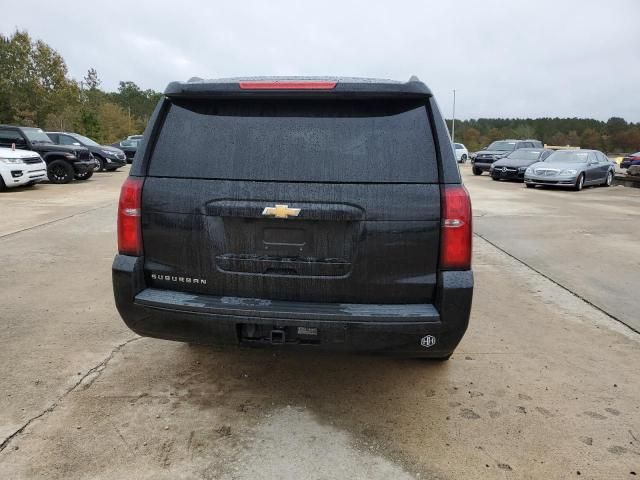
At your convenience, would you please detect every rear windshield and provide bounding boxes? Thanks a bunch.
[148,99,438,182]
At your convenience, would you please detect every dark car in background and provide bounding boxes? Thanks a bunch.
[112,76,473,359]
[47,132,127,172]
[490,148,553,181]
[0,125,95,183]
[111,138,140,163]
[472,139,542,175]
[620,152,640,169]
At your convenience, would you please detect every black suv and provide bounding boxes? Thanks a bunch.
[472,139,543,175]
[0,125,96,183]
[112,77,473,359]
[47,132,127,171]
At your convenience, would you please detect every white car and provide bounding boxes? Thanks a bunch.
[454,143,469,163]
[0,146,48,191]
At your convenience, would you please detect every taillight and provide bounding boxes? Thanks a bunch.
[117,177,143,256]
[440,185,472,270]
[239,81,337,90]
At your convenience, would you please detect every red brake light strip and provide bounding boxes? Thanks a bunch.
[239,81,337,90]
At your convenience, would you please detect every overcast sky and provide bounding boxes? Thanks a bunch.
[2,0,639,121]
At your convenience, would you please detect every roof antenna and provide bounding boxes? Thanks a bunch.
[409,75,420,82]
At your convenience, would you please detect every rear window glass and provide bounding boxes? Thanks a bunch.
[148,99,438,182]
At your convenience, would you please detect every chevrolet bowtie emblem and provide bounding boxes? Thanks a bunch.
[262,204,301,219]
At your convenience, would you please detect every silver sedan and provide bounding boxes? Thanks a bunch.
[524,150,615,191]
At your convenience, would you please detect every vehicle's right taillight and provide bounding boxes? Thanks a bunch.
[117,177,144,256]
[440,185,472,270]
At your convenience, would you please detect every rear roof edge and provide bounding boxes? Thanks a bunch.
[164,76,432,99]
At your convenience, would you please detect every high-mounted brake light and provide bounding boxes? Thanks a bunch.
[239,81,337,90]
[117,177,144,256]
[440,185,472,270]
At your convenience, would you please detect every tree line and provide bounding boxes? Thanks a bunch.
[1,30,639,152]
[0,30,161,144]
[448,116,640,154]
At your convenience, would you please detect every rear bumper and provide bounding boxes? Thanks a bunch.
[112,255,473,357]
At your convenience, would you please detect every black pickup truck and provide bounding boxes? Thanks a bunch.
[0,125,96,183]
[113,76,473,359]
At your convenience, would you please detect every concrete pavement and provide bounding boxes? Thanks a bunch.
[465,164,640,332]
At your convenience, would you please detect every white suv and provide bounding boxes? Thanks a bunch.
[454,143,469,163]
[0,146,48,190]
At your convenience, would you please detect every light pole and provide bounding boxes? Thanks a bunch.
[451,89,456,143]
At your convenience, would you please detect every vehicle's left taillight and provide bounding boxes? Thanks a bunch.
[117,177,143,256]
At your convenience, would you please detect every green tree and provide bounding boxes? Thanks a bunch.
[566,130,580,147]
[108,81,162,129]
[548,132,568,146]
[513,124,536,139]
[0,30,80,126]
[96,102,131,143]
[580,128,602,149]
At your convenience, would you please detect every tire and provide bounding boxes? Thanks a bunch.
[461,154,467,163]
[94,155,105,172]
[47,160,74,184]
[526,183,535,188]
[75,169,94,181]
[604,170,613,187]
[573,173,585,191]
[0,176,6,191]
[491,175,499,181]
[472,167,482,176]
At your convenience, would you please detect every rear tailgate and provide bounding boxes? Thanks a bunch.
[141,96,441,304]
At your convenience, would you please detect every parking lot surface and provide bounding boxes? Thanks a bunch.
[1,168,639,479]
[468,165,640,333]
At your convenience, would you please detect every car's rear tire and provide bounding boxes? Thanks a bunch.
[75,170,94,181]
[573,173,585,191]
[460,154,467,164]
[472,167,482,175]
[47,160,74,184]
[526,183,535,188]
[604,170,613,187]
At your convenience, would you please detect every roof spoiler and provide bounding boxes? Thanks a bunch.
[164,77,432,99]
